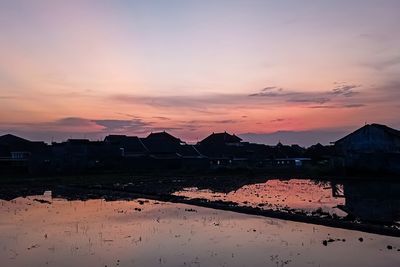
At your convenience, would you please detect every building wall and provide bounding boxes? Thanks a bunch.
[337,126,400,154]
[335,126,400,175]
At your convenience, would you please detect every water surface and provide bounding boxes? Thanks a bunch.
[174,179,346,216]
[0,193,399,267]
[173,178,400,226]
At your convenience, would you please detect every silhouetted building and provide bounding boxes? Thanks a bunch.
[143,131,184,157]
[0,134,46,159]
[178,144,209,170]
[0,144,11,158]
[334,124,400,174]
[197,132,243,168]
[51,139,119,173]
[9,124,398,176]
[199,132,242,146]
[305,143,335,161]
[275,142,306,158]
[198,132,276,169]
[104,135,148,157]
[0,134,50,174]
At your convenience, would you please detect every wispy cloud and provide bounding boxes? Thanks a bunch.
[309,103,366,109]
[109,93,247,108]
[343,104,365,108]
[2,117,157,134]
[54,117,95,127]
[331,84,360,97]
[108,83,367,113]
[287,97,330,104]
[270,118,285,122]
[249,83,362,105]
[0,95,19,100]
[248,86,292,97]
[92,119,151,132]
[152,116,171,120]
[177,119,241,131]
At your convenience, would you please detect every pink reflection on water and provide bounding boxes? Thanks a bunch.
[0,194,399,267]
[174,179,346,216]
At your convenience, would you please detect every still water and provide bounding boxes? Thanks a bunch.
[174,179,346,216]
[0,193,399,267]
[173,179,400,224]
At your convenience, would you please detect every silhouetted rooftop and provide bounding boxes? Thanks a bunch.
[199,132,242,145]
[104,135,148,154]
[0,134,47,151]
[0,134,31,146]
[146,131,183,144]
[335,123,400,144]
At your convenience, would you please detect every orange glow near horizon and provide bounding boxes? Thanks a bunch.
[1,1,399,144]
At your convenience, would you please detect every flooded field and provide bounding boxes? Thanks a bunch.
[174,179,347,216]
[0,193,399,267]
[173,179,400,225]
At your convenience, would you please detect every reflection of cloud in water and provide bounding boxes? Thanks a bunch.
[0,196,399,267]
[174,179,347,216]
[175,179,400,226]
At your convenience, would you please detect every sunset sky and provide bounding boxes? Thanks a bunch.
[1,0,400,145]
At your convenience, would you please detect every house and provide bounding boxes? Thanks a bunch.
[197,132,241,167]
[199,132,242,147]
[272,157,312,168]
[274,142,306,158]
[239,142,276,168]
[52,139,116,173]
[104,135,148,157]
[197,132,276,169]
[146,131,183,143]
[305,143,335,161]
[141,131,211,170]
[103,134,151,170]
[140,131,185,169]
[0,134,41,160]
[51,139,91,172]
[0,144,11,158]
[0,134,50,173]
[142,131,183,157]
[177,144,209,170]
[197,132,242,157]
[334,124,400,174]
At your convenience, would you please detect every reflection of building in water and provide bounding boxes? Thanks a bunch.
[335,181,400,223]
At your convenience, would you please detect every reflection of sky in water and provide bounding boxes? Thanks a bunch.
[174,179,346,216]
[0,195,399,267]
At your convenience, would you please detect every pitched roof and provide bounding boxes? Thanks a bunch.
[199,132,242,145]
[146,131,183,143]
[104,135,148,153]
[122,136,148,153]
[335,123,400,144]
[0,134,31,146]
[104,135,129,143]
[0,134,47,152]
[371,123,400,138]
